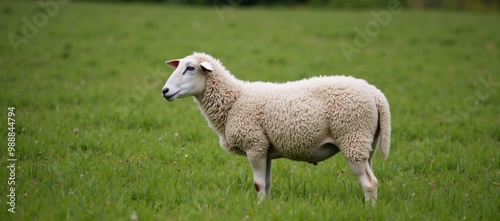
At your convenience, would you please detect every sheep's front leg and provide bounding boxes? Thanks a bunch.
[247,152,270,201]
[265,158,272,196]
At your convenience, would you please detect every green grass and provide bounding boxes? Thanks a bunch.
[1,1,499,220]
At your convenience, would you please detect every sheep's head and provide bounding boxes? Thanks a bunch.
[162,56,213,102]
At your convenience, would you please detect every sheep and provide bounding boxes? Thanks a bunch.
[161,52,391,206]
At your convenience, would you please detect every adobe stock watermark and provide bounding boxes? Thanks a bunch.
[6,107,17,214]
[213,0,242,21]
[446,73,499,123]
[7,0,70,54]
[112,65,166,120]
[339,0,403,63]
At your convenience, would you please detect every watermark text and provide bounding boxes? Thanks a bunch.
[6,107,16,214]
[7,0,70,53]
[213,0,242,21]
[340,0,403,62]
[447,74,499,122]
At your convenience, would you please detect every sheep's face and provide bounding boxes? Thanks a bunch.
[162,56,213,102]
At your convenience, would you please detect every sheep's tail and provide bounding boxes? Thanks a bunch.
[374,90,391,160]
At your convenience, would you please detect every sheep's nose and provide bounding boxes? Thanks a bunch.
[162,88,169,95]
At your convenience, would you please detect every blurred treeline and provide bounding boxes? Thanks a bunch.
[75,0,500,10]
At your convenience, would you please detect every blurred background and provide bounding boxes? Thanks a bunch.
[73,0,499,11]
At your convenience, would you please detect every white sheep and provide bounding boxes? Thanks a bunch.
[161,52,391,205]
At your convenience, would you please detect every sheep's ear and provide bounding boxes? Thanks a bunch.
[165,59,180,68]
[200,61,213,73]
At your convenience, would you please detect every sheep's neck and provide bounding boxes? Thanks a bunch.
[195,74,243,135]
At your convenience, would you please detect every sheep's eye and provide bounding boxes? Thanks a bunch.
[182,66,195,75]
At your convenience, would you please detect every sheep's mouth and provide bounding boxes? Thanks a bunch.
[163,91,179,101]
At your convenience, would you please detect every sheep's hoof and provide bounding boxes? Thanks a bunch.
[256,192,266,204]
[365,197,377,207]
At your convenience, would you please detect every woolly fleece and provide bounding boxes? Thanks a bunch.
[189,52,391,164]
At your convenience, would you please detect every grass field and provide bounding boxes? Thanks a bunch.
[1,1,499,220]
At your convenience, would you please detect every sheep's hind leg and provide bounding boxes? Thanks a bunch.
[247,152,270,202]
[349,160,378,206]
